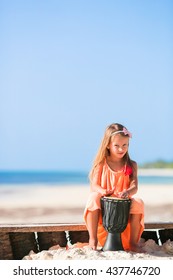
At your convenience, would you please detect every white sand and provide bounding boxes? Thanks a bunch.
[23,239,173,260]
[0,183,173,223]
[1,182,173,208]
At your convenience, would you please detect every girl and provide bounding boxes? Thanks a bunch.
[84,123,144,252]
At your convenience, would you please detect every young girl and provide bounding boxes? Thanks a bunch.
[84,123,144,252]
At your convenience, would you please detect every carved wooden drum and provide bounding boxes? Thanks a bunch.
[101,196,131,251]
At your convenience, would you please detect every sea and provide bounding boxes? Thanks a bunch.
[0,170,173,186]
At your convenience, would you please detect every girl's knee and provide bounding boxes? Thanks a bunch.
[88,192,102,203]
[85,192,102,211]
[130,197,144,213]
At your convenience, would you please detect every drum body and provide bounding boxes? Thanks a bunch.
[101,196,131,251]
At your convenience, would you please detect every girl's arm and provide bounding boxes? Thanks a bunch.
[119,161,138,198]
[90,164,115,196]
[127,160,138,196]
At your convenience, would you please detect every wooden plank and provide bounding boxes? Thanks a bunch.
[0,222,173,233]
[0,223,87,233]
[144,222,173,229]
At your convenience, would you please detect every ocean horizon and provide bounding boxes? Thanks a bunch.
[0,170,173,185]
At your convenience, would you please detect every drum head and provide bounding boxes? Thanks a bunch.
[102,196,130,202]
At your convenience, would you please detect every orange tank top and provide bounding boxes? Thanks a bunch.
[97,160,132,194]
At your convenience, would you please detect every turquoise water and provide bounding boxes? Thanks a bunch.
[0,171,173,185]
[0,171,89,185]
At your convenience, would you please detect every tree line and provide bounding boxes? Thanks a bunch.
[139,160,173,168]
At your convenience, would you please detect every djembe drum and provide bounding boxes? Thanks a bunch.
[101,196,131,251]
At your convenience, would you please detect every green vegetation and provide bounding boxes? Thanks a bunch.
[139,160,173,169]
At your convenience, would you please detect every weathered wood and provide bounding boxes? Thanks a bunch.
[159,229,173,244]
[0,233,13,260]
[37,232,67,250]
[144,222,173,230]
[0,222,173,233]
[141,230,159,244]
[0,223,87,233]
[10,232,39,260]
[69,230,89,244]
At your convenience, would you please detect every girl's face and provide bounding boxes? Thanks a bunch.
[107,134,129,159]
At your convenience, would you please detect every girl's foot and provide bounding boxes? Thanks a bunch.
[89,238,98,250]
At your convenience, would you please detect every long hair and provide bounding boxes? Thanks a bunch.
[89,123,132,181]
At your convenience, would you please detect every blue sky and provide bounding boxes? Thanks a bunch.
[0,0,173,171]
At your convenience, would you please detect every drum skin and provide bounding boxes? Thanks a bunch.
[101,197,131,233]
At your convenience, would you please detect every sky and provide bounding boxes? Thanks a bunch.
[0,0,173,172]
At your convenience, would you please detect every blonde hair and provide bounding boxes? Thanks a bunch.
[89,123,132,181]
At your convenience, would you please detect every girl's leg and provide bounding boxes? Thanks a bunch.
[129,213,144,252]
[86,209,100,250]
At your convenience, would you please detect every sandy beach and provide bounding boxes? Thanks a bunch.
[0,183,173,224]
[0,183,173,259]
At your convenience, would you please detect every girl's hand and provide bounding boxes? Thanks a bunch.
[101,188,115,196]
[117,190,129,199]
